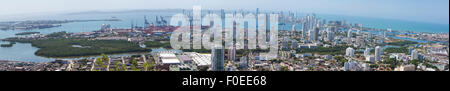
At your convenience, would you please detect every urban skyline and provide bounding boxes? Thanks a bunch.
[0,0,448,25]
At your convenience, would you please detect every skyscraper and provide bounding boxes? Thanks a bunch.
[409,48,414,55]
[385,28,391,38]
[256,8,259,31]
[327,29,334,42]
[364,48,371,57]
[367,32,373,39]
[144,15,149,28]
[302,14,318,41]
[302,22,308,39]
[346,47,355,57]
[256,8,259,14]
[292,40,299,49]
[356,29,361,35]
[310,27,319,42]
[291,25,296,37]
[344,60,358,71]
[375,46,381,62]
[228,45,236,61]
[221,9,225,28]
[212,47,225,71]
[411,49,419,60]
[347,29,353,37]
[356,36,363,47]
[282,37,290,50]
[347,29,353,44]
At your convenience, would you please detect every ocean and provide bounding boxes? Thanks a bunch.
[317,14,449,33]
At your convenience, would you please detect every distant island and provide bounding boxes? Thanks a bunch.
[0,18,121,30]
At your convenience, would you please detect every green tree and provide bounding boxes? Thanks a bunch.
[410,59,421,66]
[131,59,140,71]
[384,47,408,54]
[95,58,103,70]
[370,64,379,68]
[142,61,149,71]
[384,58,400,69]
[334,56,348,65]
[114,61,121,71]
[280,66,289,71]
[101,53,109,69]
[122,64,127,71]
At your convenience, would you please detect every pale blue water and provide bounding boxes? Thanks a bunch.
[317,14,449,33]
[0,10,448,62]
[278,14,449,33]
[0,41,52,62]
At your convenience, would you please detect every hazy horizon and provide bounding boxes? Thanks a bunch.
[0,0,448,25]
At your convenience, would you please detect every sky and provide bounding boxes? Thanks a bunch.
[0,0,448,24]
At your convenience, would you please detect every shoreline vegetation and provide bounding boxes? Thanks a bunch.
[384,47,408,54]
[144,41,171,49]
[3,38,152,58]
[383,40,419,46]
[15,32,40,35]
[0,41,16,47]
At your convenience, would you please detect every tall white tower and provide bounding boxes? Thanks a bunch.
[346,47,355,57]
[375,46,381,62]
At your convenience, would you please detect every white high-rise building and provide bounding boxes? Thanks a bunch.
[327,29,334,42]
[346,47,355,57]
[356,36,365,47]
[302,22,308,39]
[309,29,314,42]
[292,25,296,32]
[367,33,373,39]
[282,37,289,49]
[309,27,319,43]
[356,29,361,35]
[366,55,375,62]
[347,29,353,37]
[344,60,358,71]
[364,48,371,57]
[375,46,381,62]
[411,50,419,60]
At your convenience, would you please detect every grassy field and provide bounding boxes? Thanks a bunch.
[144,41,171,48]
[383,47,408,54]
[384,40,418,46]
